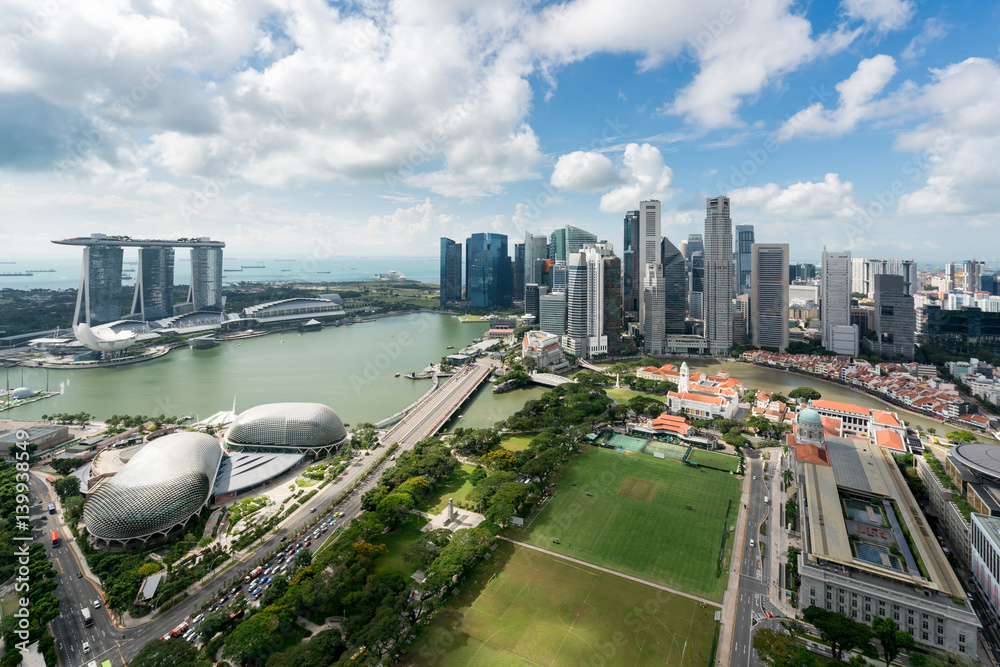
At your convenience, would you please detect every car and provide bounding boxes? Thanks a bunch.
[279,536,287,542]
[82,642,91,654]
[310,507,317,513]
[93,599,101,608]
[303,540,311,548]
[752,475,756,480]
[77,571,83,578]
[192,614,204,625]
[749,539,755,548]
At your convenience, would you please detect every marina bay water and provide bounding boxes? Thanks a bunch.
[4,314,959,436]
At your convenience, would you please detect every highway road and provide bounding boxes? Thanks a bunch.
[382,361,494,446]
[730,455,770,667]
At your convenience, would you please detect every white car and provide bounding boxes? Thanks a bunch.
[82,642,91,654]
[93,599,101,608]
[749,539,755,548]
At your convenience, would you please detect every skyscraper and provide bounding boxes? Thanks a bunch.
[638,200,661,340]
[188,246,223,312]
[821,249,858,355]
[603,254,625,354]
[704,196,734,354]
[564,251,589,356]
[622,210,640,318]
[685,234,703,272]
[871,274,916,360]
[540,292,567,336]
[552,225,598,262]
[524,283,547,322]
[661,237,686,334]
[465,233,512,308]
[963,260,985,293]
[851,258,918,296]
[132,246,174,320]
[642,262,665,355]
[439,238,462,308]
[524,232,548,286]
[551,260,567,293]
[751,243,789,352]
[735,224,754,296]
[74,244,124,327]
[513,242,524,302]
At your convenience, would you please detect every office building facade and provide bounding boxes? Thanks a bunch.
[466,233,512,309]
[643,262,665,355]
[603,254,625,355]
[852,258,918,297]
[622,210,640,318]
[132,246,175,321]
[704,197,734,354]
[735,224,754,296]
[513,242,524,302]
[638,200,661,340]
[870,274,916,360]
[822,249,858,355]
[440,238,463,308]
[972,513,1000,635]
[751,243,789,352]
[524,283,547,323]
[661,237,686,334]
[552,225,598,262]
[539,292,567,336]
[524,232,548,286]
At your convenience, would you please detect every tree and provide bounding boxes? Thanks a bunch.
[788,386,822,401]
[871,616,915,667]
[265,628,343,667]
[945,430,977,444]
[802,606,873,661]
[132,638,210,667]
[53,476,83,502]
[752,628,797,666]
[375,492,414,526]
[480,449,518,470]
[468,466,488,486]
[221,611,280,665]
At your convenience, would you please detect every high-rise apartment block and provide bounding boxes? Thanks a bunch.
[851,258,918,297]
[821,249,858,355]
[751,243,789,352]
[735,224,754,296]
[440,237,462,308]
[704,197,734,354]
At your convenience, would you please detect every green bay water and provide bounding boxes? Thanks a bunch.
[6,314,496,425]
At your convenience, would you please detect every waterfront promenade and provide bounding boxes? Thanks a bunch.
[381,361,495,447]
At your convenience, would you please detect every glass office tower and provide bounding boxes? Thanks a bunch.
[440,237,462,307]
[74,245,124,327]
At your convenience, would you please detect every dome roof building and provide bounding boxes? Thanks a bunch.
[83,432,222,546]
[225,402,348,457]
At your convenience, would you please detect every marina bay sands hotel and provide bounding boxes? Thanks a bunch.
[53,234,225,327]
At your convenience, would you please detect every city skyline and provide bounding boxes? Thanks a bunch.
[2,1,999,263]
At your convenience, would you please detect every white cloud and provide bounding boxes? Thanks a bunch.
[901,17,950,61]
[777,54,897,141]
[729,173,863,218]
[841,0,914,32]
[895,58,1000,216]
[667,0,858,128]
[597,143,676,213]
[550,151,622,192]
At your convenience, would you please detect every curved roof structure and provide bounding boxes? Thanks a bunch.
[11,387,36,399]
[74,323,137,352]
[84,432,222,542]
[798,408,822,425]
[951,443,1000,483]
[225,402,347,453]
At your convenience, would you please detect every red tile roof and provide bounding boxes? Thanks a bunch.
[875,430,906,451]
[812,399,869,416]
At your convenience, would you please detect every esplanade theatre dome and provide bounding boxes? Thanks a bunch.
[225,402,348,456]
[84,431,222,545]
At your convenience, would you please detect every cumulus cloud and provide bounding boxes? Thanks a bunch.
[667,0,858,128]
[599,144,676,212]
[841,0,914,32]
[901,17,950,61]
[729,173,863,218]
[550,151,622,192]
[777,55,897,141]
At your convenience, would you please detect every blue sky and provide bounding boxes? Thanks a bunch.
[2,0,999,266]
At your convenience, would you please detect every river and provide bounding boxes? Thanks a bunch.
[4,313,497,425]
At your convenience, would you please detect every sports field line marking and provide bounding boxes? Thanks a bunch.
[464,626,548,667]
[499,537,721,608]
[589,502,619,552]
[552,570,600,667]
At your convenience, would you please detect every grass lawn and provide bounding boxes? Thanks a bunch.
[606,387,653,404]
[510,447,740,601]
[373,514,430,579]
[420,463,477,513]
[407,542,719,667]
[501,435,533,452]
[687,449,741,473]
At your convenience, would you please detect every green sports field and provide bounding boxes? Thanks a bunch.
[406,542,719,666]
[644,440,689,460]
[513,447,740,601]
[687,449,741,473]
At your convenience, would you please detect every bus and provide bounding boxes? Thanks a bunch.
[47,502,56,514]
[81,607,94,627]
[50,531,59,547]
[45,476,55,483]
[243,566,263,583]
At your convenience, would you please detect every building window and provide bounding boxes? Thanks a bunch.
[839,595,845,604]
[937,626,943,635]
[827,591,832,600]
[922,632,928,641]
[893,612,899,621]
[960,634,966,643]
[937,637,944,646]
[922,621,928,629]
[865,603,871,612]
[811,588,816,597]
[865,613,871,622]
[960,646,966,653]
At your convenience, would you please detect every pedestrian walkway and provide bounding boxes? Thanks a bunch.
[766,447,800,620]
[498,536,719,607]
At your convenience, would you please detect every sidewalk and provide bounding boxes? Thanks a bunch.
[716,466,751,666]
[766,448,798,620]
